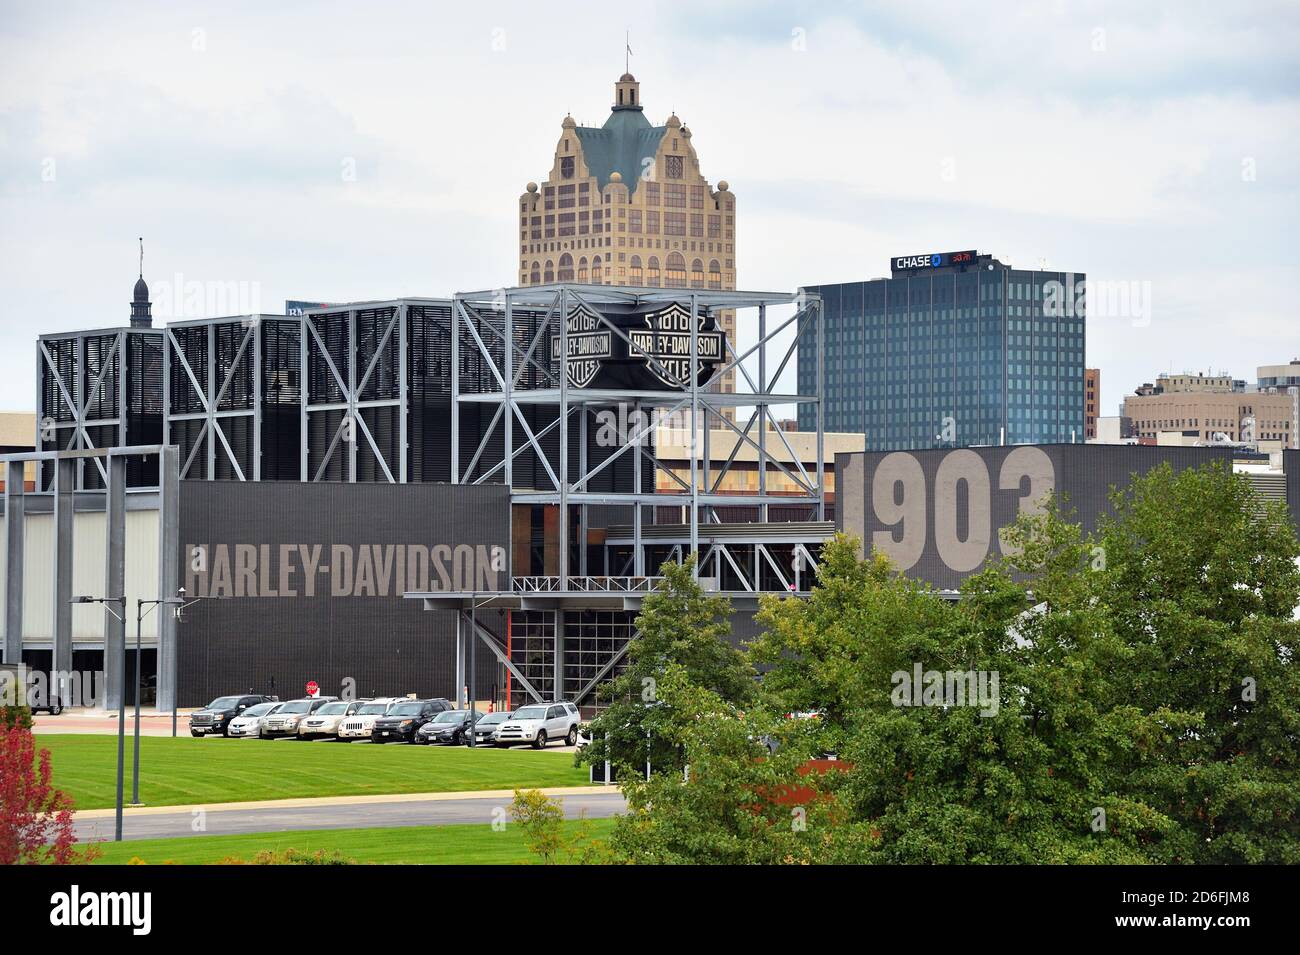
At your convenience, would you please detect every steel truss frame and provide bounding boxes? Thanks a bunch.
[163,317,262,480]
[301,303,407,484]
[449,283,826,581]
[36,328,162,490]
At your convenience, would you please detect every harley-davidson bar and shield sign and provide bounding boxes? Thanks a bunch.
[551,301,723,390]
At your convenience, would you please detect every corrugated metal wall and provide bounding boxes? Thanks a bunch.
[0,509,161,644]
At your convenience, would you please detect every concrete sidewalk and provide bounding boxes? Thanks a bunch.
[73,784,620,819]
[74,787,627,842]
[34,709,194,736]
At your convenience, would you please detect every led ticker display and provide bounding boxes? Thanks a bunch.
[891,250,978,272]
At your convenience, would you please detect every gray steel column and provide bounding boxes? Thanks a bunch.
[35,345,44,492]
[3,461,25,664]
[161,331,171,461]
[450,303,459,484]
[632,399,643,577]
[689,293,699,574]
[253,320,262,481]
[558,289,569,584]
[206,323,216,479]
[117,332,128,449]
[76,336,86,489]
[758,303,768,523]
[299,316,309,481]
[347,309,357,482]
[816,299,826,520]
[398,303,408,483]
[156,445,180,712]
[52,458,75,695]
[102,454,126,711]
[504,295,513,490]
[578,408,587,576]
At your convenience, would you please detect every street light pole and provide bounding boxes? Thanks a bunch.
[132,600,143,805]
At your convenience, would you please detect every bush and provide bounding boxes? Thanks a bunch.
[0,723,98,864]
[218,847,355,865]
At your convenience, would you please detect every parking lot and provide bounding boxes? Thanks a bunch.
[32,709,580,753]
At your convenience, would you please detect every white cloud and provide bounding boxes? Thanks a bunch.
[0,0,1297,416]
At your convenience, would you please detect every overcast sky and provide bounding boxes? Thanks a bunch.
[2,0,1297,415]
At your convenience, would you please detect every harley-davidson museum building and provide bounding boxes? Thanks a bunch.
[5,283,832,711]
[7,281,1291,713]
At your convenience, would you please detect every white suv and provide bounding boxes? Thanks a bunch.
[337,698,402,741]
[299,700,364,740]
[494,701,581,749]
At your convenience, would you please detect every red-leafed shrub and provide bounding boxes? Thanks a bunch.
[0,724,98,864]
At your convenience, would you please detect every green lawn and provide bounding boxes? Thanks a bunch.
[90,819,617,865]
[39,734,589,811]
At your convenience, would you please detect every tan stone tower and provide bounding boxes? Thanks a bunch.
[518,73,738,397]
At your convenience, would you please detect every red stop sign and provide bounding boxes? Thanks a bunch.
[306,681,320,697]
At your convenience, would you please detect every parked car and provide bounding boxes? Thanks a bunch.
[415,709,482,745]
[0,664,64,714]
[227,701,283,738]
[260,696,339,739]
[190,694,278,737]
[371,698,451,743]
[337,697,403,741]
[465,710,513,746]
[494,701,581,749]
[298,700,365,740]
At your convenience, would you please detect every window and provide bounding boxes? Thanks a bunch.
[558,253,574,281]
[666,155,683,178]
[690,186,705,209]
[708,259,722,289]
[648,256,661,287]
[630,256,643,284]
[664,184,686,208]
[664,212,686,236]
[691,259,704,287]
[591,256,602,283]
[577,257,588,282]
[629,209,642,233]
[665,253,686,286]
[645,181,660,205]
[544,260,554,283]
[560,156,574,178]
[690,214,704,237]
[529,261,541,284]
[708,215,721,238]
[646,210,659,234]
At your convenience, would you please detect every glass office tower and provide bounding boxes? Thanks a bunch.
[798,253,1085,449]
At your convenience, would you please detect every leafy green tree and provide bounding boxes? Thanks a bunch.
[1079,461,1300,863]
[602,665,851,865]
[753,534,1161,863]
[579,555,757,778]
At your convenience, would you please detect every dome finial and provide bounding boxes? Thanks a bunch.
[131,237,152,328]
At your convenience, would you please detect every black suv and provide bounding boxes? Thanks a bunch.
[190,694,277,737]
[371,698,452,743]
